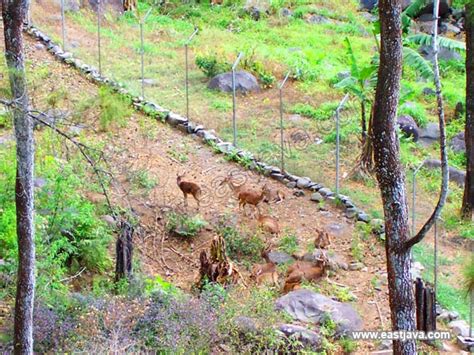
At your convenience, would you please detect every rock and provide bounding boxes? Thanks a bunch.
[208,71,260,94]
[310,192,323,203]
[0,135,13,145]
[418,122,440,146]
[337,71,351,81]
[296,177,311,189]
[304,250,348,271]
[449,320,470,337]
[234,316,258,334]
[216,142,235,154]
[34,177,47,189]
[307,15,330,25]
[448,311,460,320]
[318,188,334,197]
[422,159,466,186]
[360,12,377,22]
[457,335,474,352]
[289,114,302,122]
[360,0,378,11]
[286,181,297,189]
[243,0,270,20]
[167,112,188,126]
[267,251,294,265]
[419,45,462,62]
[345,207,358,219]
[422,87,436,96]
[140,78,158,87]
[63,0,80,12]
[101,215,116,226]
[397,115,419,141]
[293,190,305,197]
[418,1,451,18]
[280,8,293,17]
[275,289,363,336]
[454,101,464,120]
[278,324,321,349]
[379,339,393,350]
[34,43,45,50]
[357,212,370,223]
[349,262,365,271]
[442,22,462,36]
[450,131,466,153]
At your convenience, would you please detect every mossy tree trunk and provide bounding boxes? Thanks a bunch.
[2,0,36,353]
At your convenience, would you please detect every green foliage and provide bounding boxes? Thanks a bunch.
[403,46,434,80]
[398,102,428,127]
[217,225,264,263]
[278,233,298,255]
[97,86,132,131]
[129,169,157,191]
[290,101,338,121]
[406,33,466,53]
[196,53,230,78]
[166,212,207,238]
[462,257,474,294]
[46,87,68,108]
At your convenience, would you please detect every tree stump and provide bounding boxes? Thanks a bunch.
[197,235,239,288]
[115,219,134,282]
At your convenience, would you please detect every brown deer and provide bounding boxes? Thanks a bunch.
[314,229,331,249]
[251,262,279,286]
[263,186,285,204]
[283,253,329,293]
[220,175,269,216]
[257,212,280,236]
[177,173,201,207]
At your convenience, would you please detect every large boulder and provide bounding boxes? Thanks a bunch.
[244,0,270,20]
[278,324,321,349]
[419,45,462,62]
[359,0,377,11]
[422,159,466,186]
[450,131,466,153]
[208,71,260,94]
[418,122,440,146]
[418,0,451,18]
[275,289,362,337]
[397,115,420,141]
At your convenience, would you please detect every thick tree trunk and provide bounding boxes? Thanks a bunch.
[2,1,36,354]
[371,1,417,354]
[462,2,474,221]
[361,100,367,143]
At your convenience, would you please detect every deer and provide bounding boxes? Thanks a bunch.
[257,211,280,236]
[263,186,285,204]
[314,229,331,249]
[251,246,279,286]
[176,173,201,208]
[220,174,269,216]
[283,252,329,293]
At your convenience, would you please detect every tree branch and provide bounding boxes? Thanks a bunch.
[404,0,449,251]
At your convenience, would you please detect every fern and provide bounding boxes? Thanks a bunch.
[406,34,466,52]
[403,46,434,79]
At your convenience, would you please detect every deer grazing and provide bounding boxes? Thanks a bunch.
[314,229,331,249]
[176,173,201,208]
[283,253,329,293]
[220,174,269,216]
[263,187,285,204]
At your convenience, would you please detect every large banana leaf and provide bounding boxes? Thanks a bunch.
[406,33,466,52]
[403,46,434,79]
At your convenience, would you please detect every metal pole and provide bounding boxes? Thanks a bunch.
[185,28,198,119]
[279,71,291,172]
[60,0,66,50]
[232,52,243,147]
[139,9,153,99]
[97,0,102,75]
[140,22,145,98]
[335,93,349,196]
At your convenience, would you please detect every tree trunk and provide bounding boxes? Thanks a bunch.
[361,100,367,143]
[462,2,474,221]
[2,1,36,354]
[371,1,417,354]
[115,219,133,282]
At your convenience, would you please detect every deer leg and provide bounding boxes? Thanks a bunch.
[183,192,188,207]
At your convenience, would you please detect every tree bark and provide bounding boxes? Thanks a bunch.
[2,0,36,354]
[371,1,417,353]
[361,100,367,142]
[462,2,474,221]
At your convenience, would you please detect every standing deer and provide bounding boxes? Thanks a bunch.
[177,173,201,208]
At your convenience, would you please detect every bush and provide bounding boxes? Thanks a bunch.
[166,212,207,238]
[135,293,218,353]
[218,225,264,263]
[398,102,428,127]
[97,86,132,131]
[290,101,338,121]
[278,233,298,255]
[195,53,230,78]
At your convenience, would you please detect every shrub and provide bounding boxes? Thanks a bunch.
[166,212,207,238]
[195,53,230,78]
[398,102,428,127]
[218,225,264,263]
[97,86,132,131]
[135,293,218,353]
[278,233,298,255]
